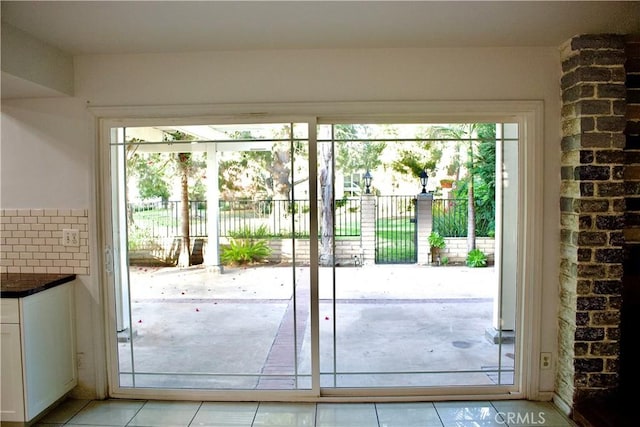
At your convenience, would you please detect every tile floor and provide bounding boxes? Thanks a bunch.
[34,398,578,427]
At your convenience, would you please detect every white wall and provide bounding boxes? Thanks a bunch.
[0,97,103,398]
[1,24,74,96]
[2,46,562,397]
[1,98,90,207]
[76,47,558,105]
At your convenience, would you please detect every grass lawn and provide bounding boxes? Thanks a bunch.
[375,217,416,263]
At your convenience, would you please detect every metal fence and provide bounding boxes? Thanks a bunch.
[129,198,361,241]
[375,195,417,264]
[128,201,207,238]
[432,198,468,237]
[218,198,361,237]
[128,197,478,245]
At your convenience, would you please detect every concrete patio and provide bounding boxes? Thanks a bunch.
[118,264,514,390]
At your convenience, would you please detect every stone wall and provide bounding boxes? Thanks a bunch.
[558,34,627,406]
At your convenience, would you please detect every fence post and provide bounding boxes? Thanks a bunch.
[360,194,376,265]
[416,193,434,265]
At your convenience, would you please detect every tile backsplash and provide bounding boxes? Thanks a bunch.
[1,209,89,275]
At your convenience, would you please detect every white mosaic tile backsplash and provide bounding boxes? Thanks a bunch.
[0,209,89,275]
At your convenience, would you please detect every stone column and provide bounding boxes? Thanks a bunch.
[360,194,376,265]
[416,193,433,265]
[558,34,626,406]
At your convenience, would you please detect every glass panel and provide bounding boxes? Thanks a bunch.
[319,123,517,388]
[108,119,519,394]
[110,123,311,390]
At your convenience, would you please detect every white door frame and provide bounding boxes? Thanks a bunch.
[92,100,544,402]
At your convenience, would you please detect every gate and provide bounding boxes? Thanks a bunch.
[375,195,417,264]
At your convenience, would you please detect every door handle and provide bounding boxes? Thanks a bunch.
[104,245,113,274]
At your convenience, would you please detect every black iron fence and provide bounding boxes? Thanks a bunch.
[432,198,468,237]
[375,195,417,264]
[128,197,485,250]
[128,201,207,238]
[218,198,361,237]
[129,198,361,242]
[431,198,494,238]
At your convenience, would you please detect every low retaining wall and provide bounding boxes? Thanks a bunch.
[129,237,204,266]
[260,236,494,265]
[263,238,363,266]
[440,237,495,264]
[129,236,495,266]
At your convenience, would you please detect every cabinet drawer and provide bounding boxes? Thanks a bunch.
[0,299,20,323]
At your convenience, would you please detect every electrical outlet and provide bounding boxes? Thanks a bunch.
[77,352,85,369]
[540,352,552,370]
[62,229,80,247]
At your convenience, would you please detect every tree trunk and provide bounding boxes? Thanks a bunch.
[319,143,334,266]
[269,144,292,234]
[178,153,191,267]
[467,141,476,252]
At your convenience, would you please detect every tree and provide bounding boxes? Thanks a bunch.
[319,140,334,266]
[130,152,171,203]
[318,125,382,266]
[336,126,386,182]
[124,138,145,227]
[426,124,479,252]
[164,131,203,267]
[218,125,305,238]
[391,148,441,179]
[471,124,497,237]
[390,127,443,182]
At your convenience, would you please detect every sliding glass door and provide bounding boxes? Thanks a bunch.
[107,122,312,391]
[100,111,528,399]
[316,123,518,391]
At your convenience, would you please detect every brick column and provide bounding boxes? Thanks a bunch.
[625,38,640,246]
[558,34,626,406]
[360,194,376,265]
[416,193,433,265]
[621,36,640,393]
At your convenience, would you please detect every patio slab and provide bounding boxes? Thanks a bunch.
[120,264,513,390]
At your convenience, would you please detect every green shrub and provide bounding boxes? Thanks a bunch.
[432,200,467,237]
[441,256,450,266]
[229,225,270,239]
[128,226,160,251]
[466,249,487,267]
[221,238,272,265]
[428,231,446,249]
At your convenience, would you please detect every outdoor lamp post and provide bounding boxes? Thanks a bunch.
[419,170,428,194]
[364,170,372,194]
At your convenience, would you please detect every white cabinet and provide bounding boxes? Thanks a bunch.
[0,281,77,423]
[1,322,25,421]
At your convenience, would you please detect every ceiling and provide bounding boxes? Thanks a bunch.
[2,1,639,99]
[2,1,640,55]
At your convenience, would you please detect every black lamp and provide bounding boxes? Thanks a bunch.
[364,170,372,194]
[419,170,428,194]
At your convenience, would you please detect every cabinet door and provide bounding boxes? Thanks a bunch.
[1,324,25,422]
[21,283,77,421]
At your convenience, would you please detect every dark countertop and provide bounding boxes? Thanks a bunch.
[0,273,76,298]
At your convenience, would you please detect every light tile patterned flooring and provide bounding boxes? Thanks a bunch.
[35,398,577,427]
